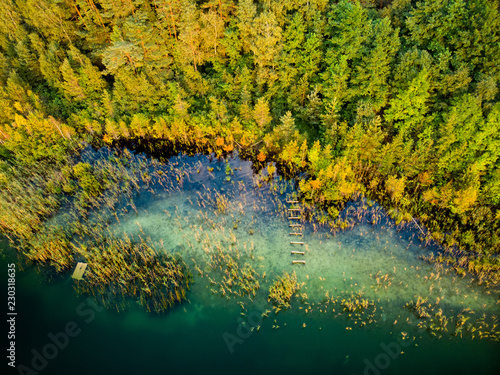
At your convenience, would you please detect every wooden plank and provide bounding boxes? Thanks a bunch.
[288,216,301,220]
[412,217,426,236]
[292,260,306,264]
[286,200,299,203]
[287,208,301,211]
[289,224,302,227]
[291,251,305,255]
[290,241,304,245]
[290,233,303,236]
[71,262,87,280]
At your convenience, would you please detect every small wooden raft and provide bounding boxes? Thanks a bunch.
[71,262,88,280]
[290,241,304,245]
[291,251,305,255]
[292,260,306,264]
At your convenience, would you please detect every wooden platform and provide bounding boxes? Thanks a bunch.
[287,197,306,265]
[71,262,87,280]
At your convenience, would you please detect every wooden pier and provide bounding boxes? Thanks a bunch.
[287,196,306,265]
[71,262,88,280]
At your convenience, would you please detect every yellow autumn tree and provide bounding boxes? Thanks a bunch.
[451,187,478,214]
[385,175,406,203]
[253,97,272,128]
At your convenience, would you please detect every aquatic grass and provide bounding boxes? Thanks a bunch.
[268,271,300,312]
[23,225,73,272]
[74,234,191,314]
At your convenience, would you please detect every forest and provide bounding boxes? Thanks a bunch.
[0,0,499,310]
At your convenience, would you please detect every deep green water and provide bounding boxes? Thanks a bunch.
[2,151,500,375]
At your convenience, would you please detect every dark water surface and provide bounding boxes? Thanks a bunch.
[1,241,499,375]
[0,232,500,375]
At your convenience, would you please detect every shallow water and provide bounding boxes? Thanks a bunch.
[109,152,498,314]
[2,151,499,375]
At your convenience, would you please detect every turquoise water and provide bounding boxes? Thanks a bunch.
[2,150,500,374]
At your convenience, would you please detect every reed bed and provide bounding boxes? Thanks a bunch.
[74,234,191,314]
[23,225,73,273]
[268,271,301,312]
[404,297,500,341]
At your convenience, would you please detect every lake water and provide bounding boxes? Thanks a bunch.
[2,149,499,375]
